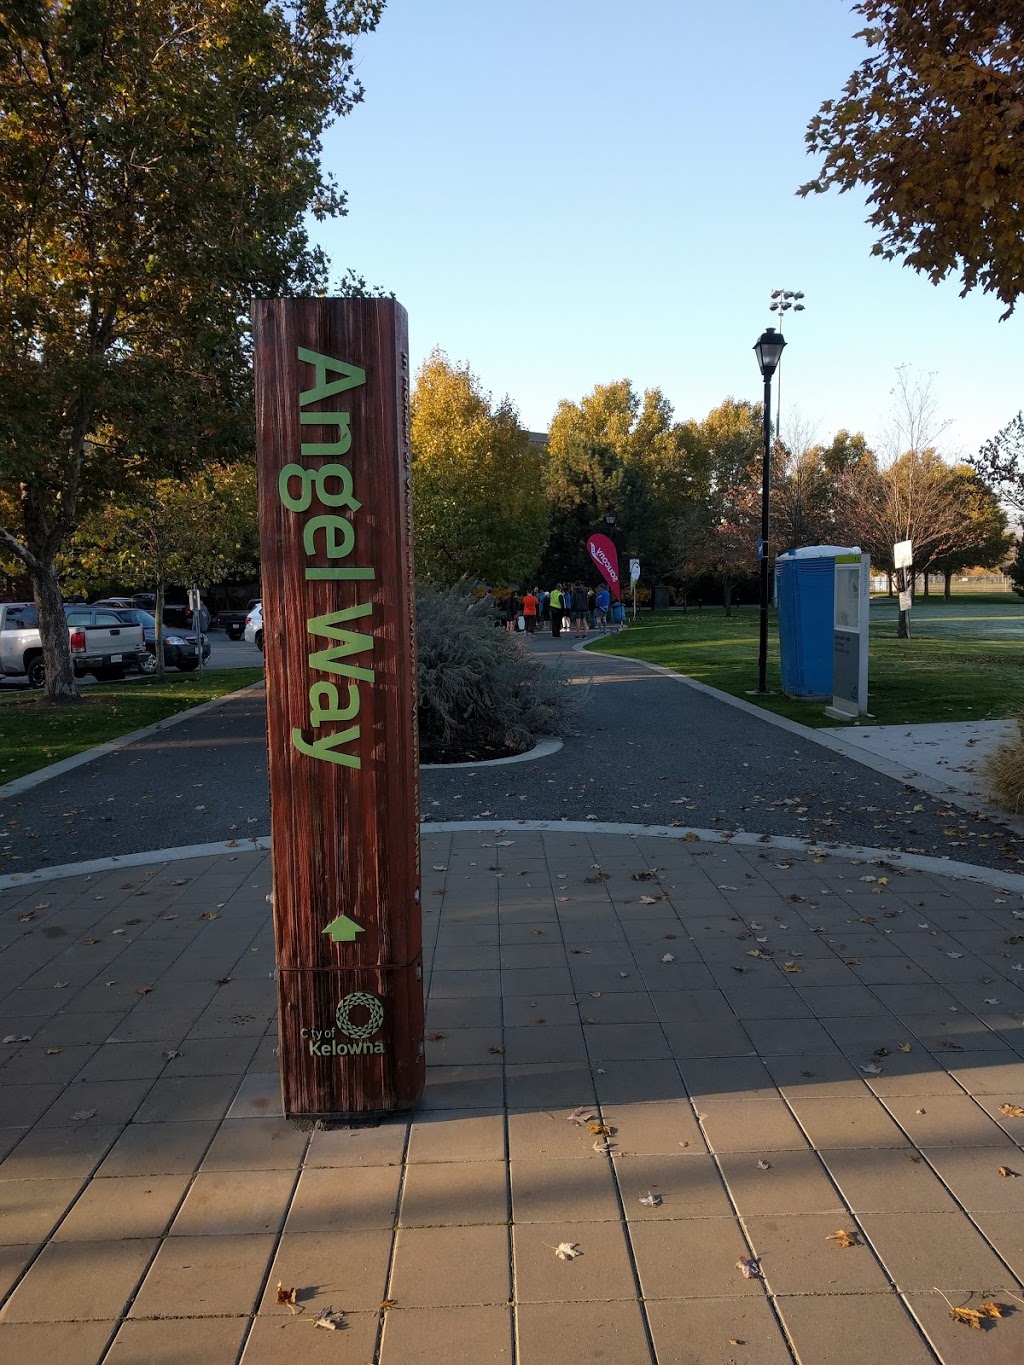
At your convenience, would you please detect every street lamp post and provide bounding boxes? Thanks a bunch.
[753,326,787,694]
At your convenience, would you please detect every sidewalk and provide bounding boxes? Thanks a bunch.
[3,830,1024,1363]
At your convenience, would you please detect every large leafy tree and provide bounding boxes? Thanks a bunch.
[973,411,1024,515]
[0,0,382,700]
[410,351,549,588]
[801,2,1024,318]
[925,464,1011,596]
[545,380,699,584]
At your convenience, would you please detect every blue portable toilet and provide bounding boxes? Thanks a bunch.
[775,546,860,699]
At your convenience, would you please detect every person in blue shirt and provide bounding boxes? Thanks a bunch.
[594,584,611,633]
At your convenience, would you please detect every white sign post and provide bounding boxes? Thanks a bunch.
[893,539,913,638]
[825,552,871,719]
[629,559,640,621]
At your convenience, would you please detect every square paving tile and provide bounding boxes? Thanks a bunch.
[516,1301,651,1365]
[616,1153,732,1219]
[201,1117,308,1171]
[3,1237,157,1321]
[242,1312,380,1364]
[698,1098,808,1153]
[0,1177,84,1244]
[904,1290,1024,1365]
[776,1292,935,1365]
[408,1109,505,1164]
[858,1210,1012,1291]
[881,1094,1011,1147]
[504,1063,595,1109]
[971,1211,1024,1282]
[96,1120,217,1176]
[629,1217,760,1300]
[719,1149,846,1216]
[744,1213,890,1294]
[502,1026,587,1066]
[171,1168,295,1235]
[379,1306,511,1365]
[422,1065,505,1110]
[820,1146,959,1214]
[594,1059,688,1104]
[401,1161,507,1227]
[105,1316,248,1363]
[921,1144,1024,1211]
[603,1099,703,1155]
[510,1158,621,1223]
[389,1224,510,1307]
[0,1323,117,1364]
[133,1074,240,1123]
[305,1120,408,1168]
[129,1233,274,1317]
[262,1228,392,1312]
[54,1174,189,1241]
[513,1219,637,1303]
[786,1096,909,1148]
[647,1296,792,1364]
[285,1164,400,1233]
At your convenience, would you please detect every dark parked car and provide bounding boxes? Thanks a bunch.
[216,598,261,640]
[94,605,211,673]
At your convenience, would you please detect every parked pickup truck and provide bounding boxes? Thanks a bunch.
[216,599,260,640]
[0,602,147,688]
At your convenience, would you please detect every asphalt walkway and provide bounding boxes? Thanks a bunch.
[3,633,1021,877]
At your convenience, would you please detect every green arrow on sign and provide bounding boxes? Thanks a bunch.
[323,914,365,943]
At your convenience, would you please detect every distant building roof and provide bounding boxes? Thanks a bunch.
[526,431,548,450]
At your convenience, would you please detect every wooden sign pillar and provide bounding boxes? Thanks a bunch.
[252,298,423,1119]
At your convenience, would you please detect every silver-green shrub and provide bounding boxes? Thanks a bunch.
[416,586,584,754]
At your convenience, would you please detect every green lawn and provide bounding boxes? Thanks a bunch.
[0,668,264,784]
[589,598,1024,728]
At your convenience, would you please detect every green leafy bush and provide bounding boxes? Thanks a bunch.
[416,586,583,758]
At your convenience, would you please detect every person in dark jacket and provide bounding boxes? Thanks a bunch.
[571,582,589,638]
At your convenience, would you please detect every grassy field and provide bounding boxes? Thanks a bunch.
[0,668,264,785]
[589,596,1024,728]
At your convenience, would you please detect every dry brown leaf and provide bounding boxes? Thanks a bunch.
[425,1031,446,1042]
[488,1044,504,1055]
[735,1256,761,1280]
[82,938,98,945]
[999,1165,1021,1178]
[980,1302,1007,1318]
[638,1191,663,1207]
[898,1043,913,1053]
[45,1047,62,1056]
[826,1229,859,1248]
[950,1307,985,1329]
[683,832,700,842]
[199,911,220,920]
[136,986,152,996]
[1000,1104,1024,1119]
[554,1241,582,1260]
[379,1299,396,1310]
[567,1107,594,1126]
[588,1121,615,1135]
[275,1282,298,1313]
[781,962,803,974]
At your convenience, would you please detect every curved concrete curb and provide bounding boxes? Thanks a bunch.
[5,820,1024,895]
[581,641,1024,836]
[0,680,265,804]
[422,737,563,770]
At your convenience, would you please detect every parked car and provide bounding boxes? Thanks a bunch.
[0,602,147,687]
[217,598,261,641]
[94,605,211,673]
[93,594,211,632]
[244,601,263,652]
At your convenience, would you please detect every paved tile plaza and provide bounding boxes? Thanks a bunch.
[3,830,1024,1362]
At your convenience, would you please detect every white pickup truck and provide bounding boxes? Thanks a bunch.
[0,601,147,688]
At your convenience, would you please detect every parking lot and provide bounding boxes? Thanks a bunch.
[0,630,263,694]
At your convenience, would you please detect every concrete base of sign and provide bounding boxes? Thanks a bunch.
[824,704,876,721]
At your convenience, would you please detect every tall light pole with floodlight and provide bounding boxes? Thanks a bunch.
[753,327,787,695]
[769,290,805,450]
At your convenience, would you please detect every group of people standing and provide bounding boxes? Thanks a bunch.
[502,583,613,638]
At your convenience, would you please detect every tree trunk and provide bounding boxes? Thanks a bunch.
[30,556,79,703]
[723,582,732,618]
[897,608,909,639]
[923,572,930,597]
[887,572,895,597]
[944,569,952,601]
[154,576,166,678]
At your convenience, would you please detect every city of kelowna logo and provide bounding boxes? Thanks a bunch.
[301,991,385,1056]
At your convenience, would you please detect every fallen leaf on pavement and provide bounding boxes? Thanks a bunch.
[199,912,219,920]
[661,953,675,963]
[567,1107,594,1126]
[588,1122,615,1136]
[313,1308,345,1330]
[980,1302,1007,1318]
[899,1043,913,1053]
[639,895,658,905]
[488,1045,504,1055]
[593,1139,613,1153]
[275,1282,298,1313]
[782,962,803,973]
[17,911,36,922]
[999,1165,1021,1178]
[859,1062,883,1076]
[136,987,152,996]
[638,1192,663,1207]
[756,1159,771,1170]
[425,1031,446,1042]
[1000,1103,1024,1118]
[826,1229,859,1248]
[2,1035,31,1044]
[950,1307,987,1329]
[735,1256,761,1280]
[71,1110,96,1121]
[45,1048,62,1056]
[554,1242,582,1260]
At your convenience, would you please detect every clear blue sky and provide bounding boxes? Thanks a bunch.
[315,0,1022,457]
